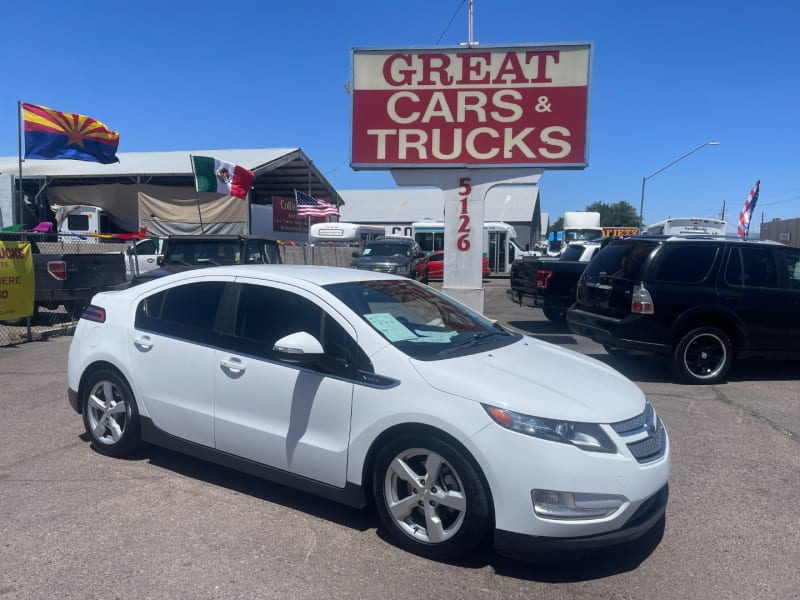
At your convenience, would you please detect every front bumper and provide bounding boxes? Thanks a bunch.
[494,484,669,560]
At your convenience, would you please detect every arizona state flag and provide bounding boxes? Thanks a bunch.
[22,102,120,164]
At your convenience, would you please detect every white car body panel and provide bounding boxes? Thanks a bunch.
[411,336,645,423]
[213,352,353,488]
[67,265,671,555]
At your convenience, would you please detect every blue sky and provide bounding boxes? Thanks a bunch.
[2,0,798,228]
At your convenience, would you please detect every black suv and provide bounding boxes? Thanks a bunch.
[350,237,425,278]
[567,236,800,384]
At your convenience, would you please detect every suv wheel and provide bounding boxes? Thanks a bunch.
[672,326,733,384]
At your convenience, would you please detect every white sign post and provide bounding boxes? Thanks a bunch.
[393,168,542,313]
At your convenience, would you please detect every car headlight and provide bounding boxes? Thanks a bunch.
[482,404,617,453]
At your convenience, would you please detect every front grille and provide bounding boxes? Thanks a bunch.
[611,402,667,463]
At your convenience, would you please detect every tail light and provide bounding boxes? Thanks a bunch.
[47,261,67,281]
[631,284,654,314]
[536,269,554,289]
[81,305,106,323]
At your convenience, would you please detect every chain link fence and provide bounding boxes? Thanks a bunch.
[1,242,359,347]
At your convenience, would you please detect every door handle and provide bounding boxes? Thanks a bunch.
[220,357,246,374]
[133,335,153,351]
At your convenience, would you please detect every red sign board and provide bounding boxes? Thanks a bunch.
[351,44,591,170]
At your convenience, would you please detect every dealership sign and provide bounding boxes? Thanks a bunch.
[351,43,591,169]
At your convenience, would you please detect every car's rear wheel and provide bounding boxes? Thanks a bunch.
[672,326,733,384]
[81,369,141,456]
[372,434,491,560]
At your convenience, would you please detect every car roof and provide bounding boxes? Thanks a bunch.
[370,237,416,244]
[166,234,278,242]
[613,234,784,246]
[116,264,403,296]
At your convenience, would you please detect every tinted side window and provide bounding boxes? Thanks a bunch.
[135,239,158,255]
[584,242,657,279]
[725,247,779,288]
[783,248,800,290]
[135,281,226,343]
[233,284,372,374]
[652,245,718,283]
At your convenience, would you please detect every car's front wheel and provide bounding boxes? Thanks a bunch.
[672,326,733,384]
[372,434,491,560]
[81,368,141,457]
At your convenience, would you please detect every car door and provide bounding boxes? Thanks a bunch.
[721,246,795,351]
[129,278,232,447]
[213,280,357,488]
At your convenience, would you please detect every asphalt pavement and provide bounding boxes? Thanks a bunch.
[0,278,798,599]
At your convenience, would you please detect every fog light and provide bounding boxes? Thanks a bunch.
[532,490,626,520]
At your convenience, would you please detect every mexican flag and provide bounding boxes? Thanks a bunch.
[192,155,255,200]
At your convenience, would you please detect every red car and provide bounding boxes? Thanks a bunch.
[415,250,491,283]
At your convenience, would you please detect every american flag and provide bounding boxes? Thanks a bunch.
[295,190,340,218]
[737,180,760,240]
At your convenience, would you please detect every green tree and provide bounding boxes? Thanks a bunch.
[585,201,641,227]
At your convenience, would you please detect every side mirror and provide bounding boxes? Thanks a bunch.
[157,256,165,266]
[273,331,324,362]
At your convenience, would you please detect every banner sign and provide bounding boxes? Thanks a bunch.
[351,43,591,169]
[0,241,35,320]
[271,196,329,233]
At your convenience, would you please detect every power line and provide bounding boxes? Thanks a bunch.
[436,0,467,45]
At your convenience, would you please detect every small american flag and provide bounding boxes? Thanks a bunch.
[737,180,760,240]
[295,190,340,218]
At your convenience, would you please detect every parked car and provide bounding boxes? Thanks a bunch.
[68,266,670,561]
[350,237,424,278]
[508,240,603,322]
[567,236,800,384]
[414,250,490,283]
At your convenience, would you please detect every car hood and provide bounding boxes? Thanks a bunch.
[410,337,644,423]
[351,255,410,266]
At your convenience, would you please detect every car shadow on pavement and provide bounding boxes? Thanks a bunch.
[481,515,667,581]
[109,441,378,533]
[83,434,666,578]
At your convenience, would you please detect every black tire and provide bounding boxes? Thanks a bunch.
[542,307,566,323]
[81,368,142,457]
[372,433,491,560]
[672,326,733,384]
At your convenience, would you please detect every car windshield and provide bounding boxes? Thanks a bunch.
[361,242,411,258]
[166,241,242,266]
[325,280,519,360]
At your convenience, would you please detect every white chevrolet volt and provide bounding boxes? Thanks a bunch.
[67,265,670,561]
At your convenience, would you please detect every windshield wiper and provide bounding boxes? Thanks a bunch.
[433,331,502,358]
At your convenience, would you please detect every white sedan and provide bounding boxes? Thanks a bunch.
[67,265,670,560]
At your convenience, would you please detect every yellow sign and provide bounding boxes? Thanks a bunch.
[0,241,35,320]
